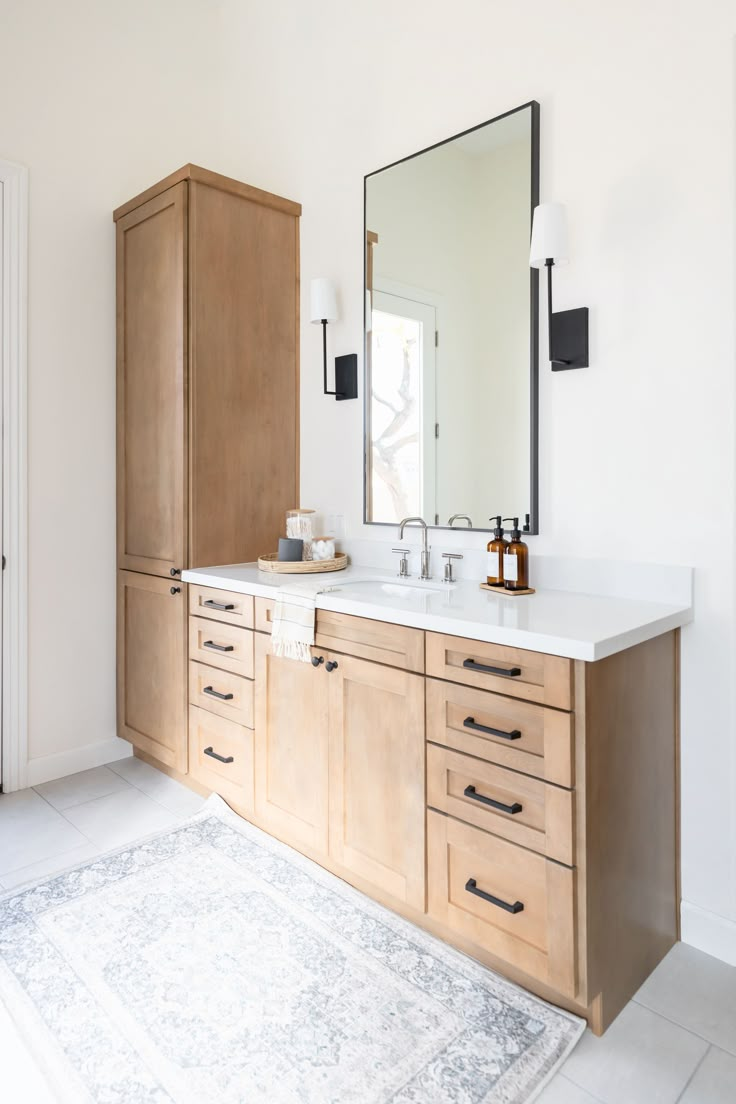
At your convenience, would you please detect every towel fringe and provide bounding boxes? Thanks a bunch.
[270,637,313,664]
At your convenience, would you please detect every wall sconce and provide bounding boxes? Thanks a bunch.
[310,277,358,400]
[530,203,589,371]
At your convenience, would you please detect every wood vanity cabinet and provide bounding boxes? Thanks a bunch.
[114,165,300,769]
[253,616,427,911]
[143,580,677,1037]
[328,654,425,911]
[253,633,330,855]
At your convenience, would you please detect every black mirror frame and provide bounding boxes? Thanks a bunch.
[362,99,540,536]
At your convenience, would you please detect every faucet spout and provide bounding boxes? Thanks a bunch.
[398,517,431,580]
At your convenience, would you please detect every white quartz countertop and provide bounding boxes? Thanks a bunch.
[182,562,693,662]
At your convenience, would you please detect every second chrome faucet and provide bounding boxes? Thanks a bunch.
[396,516,431,580]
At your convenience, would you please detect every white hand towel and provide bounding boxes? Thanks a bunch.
[270,579,326,663]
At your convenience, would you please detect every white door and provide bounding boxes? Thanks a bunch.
[369,289,437,523]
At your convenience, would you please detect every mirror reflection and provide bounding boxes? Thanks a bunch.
[364,102,539,531]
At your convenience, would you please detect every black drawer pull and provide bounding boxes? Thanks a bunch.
[463,659,522,678]
[204,640,234,653]
[203,746,234,764]
[465,878,524,914]
[464,717,521,741]
[204,599,236,612]
[203,686,234,701]
[464,785,522,815]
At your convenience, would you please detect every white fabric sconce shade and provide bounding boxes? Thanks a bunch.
[310,278,338,323]
[529,202,569,268]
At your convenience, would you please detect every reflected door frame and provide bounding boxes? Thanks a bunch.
[372,282,438,523]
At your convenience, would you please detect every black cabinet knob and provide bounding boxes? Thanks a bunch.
[170,568,181,577]
[311,655,324,667]
[170,586,181,595]
[326,660,339,672]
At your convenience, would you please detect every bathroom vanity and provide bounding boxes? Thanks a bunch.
[129,563,693,1036]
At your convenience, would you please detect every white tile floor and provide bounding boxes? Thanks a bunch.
[1,760,735,1103]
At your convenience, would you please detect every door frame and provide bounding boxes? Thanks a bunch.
[0,158,29,792]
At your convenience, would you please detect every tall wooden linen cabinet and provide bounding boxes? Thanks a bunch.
[114,165,300,772]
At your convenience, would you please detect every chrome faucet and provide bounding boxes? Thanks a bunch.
[448,514,473,528]
[398,516,431,580]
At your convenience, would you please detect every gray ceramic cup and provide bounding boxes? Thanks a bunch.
[278,537,304,562]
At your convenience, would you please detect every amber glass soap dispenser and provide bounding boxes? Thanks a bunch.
[486,516,509,586]
[502,517,529,591]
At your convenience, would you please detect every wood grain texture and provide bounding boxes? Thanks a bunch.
[117,571,187,772]
[188,705,254,812]
[188,660,254,728]
[582,631,678,1032]
[426,677,574,787]
[426,632,572,710]
[116,184,188,577]
[253,633,330,855]
[188,585,254,629]
[188,618,254,678]
[427,744,574,865]
[427,811,577,998]
[255,601,426,672]
[328,654,426,911]
[113,164,301,222]
[316,610,425,673]
[188,181,298,569]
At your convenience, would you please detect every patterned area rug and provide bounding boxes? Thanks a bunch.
[0,795,583,1103]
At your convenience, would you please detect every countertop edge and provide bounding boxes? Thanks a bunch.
[182,566,693,662]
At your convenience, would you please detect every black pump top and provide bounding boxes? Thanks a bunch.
[489,516,505,539]
[503,517,522,541]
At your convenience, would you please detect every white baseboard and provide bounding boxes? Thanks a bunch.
[26,737,133,788]
[681,900,736,967]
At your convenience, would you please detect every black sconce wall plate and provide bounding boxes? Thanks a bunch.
[550,307,589,371]
[334,354,358,400]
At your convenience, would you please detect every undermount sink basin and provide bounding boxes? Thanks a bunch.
[331,579,450,599]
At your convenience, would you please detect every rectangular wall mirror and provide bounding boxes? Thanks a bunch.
[364,101,540,533]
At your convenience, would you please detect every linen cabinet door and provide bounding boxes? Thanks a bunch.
[253,633,330,856]
[117,571,187,771]
[328,655,426,911]
[116,183,188,578]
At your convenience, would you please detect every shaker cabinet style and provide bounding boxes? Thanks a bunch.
[114,165,300,771]
[117,570,188,771]
[253,624,427,911]
[254,633,330,856]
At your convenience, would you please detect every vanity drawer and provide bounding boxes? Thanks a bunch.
[189,585,254,629]
[427,810,576,997]
[426,678,573,788]
[254,599,424,673]
[188,661,254,728]
[188,706,254,812]
[188,618,254,678]
[316,610,424,672]
[426,632,572,710]
[427,744,574,865]
[255,597,276,634]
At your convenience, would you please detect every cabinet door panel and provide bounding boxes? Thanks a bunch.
[253,633,329,855]
[328,655,425,911]
[117,570,187,771]
[116,183,187,577]
[189,182,298,567]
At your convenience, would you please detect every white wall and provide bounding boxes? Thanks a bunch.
[213,0,736,963]
[2,0,735,965]
[0,0,225,779]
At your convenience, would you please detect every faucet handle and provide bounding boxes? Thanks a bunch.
[442,552,463,584]
[392,548,411,578]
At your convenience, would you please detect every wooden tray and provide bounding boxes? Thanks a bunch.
[258,552,349,574]
[479,583,535,596]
